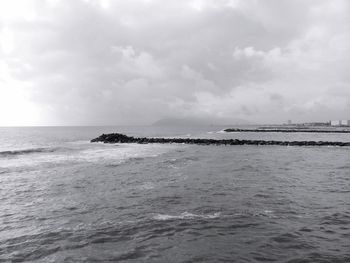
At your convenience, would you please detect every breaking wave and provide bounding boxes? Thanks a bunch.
[153,212,221,221]
[0,147,60,157]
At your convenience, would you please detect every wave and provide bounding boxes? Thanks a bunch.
[153,212,221,221]
[161,156,199,166]
[0,147,60,157]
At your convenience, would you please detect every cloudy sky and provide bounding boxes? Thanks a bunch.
[0,0,349,126]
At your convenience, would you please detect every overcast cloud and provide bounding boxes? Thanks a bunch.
[0,0,349,125]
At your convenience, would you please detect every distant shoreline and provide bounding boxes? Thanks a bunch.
[224,128,350,133]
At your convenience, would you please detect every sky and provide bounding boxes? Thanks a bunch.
[0,0,349,126]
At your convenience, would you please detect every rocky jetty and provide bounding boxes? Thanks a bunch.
[224,128,350,133]
[91,133,350,147]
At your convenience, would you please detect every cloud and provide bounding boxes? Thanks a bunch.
[0,0,349,125]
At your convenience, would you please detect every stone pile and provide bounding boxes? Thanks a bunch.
[91,133,350,147]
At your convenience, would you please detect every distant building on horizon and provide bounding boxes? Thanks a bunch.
[330,120,350,126]
[341,120,350,126]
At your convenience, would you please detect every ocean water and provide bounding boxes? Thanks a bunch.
[0,126,349,262]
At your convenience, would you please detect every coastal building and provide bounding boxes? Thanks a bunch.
[331,120,340,126]
[340,120,350,126]
[330,120,350,126]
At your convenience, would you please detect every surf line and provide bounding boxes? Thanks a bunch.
[91,133,350,147]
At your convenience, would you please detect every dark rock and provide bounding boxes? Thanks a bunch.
[90,133,350,147]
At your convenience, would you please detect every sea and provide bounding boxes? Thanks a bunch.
[0,126,349,262]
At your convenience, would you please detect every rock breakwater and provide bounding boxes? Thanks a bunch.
[91,133,350,147]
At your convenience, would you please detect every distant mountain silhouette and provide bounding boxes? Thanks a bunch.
[152,117,251,126]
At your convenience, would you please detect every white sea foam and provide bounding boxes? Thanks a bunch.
[79,143,176,163]
[0,142,178,169]
[136,182,157,190]
[67,140,90,145]
[153,212,221,221]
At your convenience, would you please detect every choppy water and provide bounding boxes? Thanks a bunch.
[0,126,349,262]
